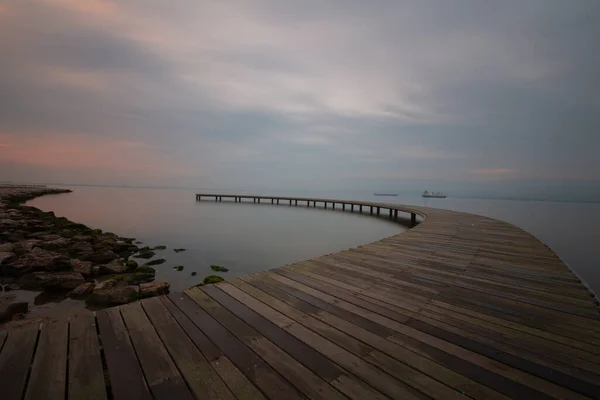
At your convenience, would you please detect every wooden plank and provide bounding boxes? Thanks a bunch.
[119,301,194,400]
[96,307,151,400]
[68,313,107,400]
[25,321,68,400]
[159,296,266,400]
[188,286,349,400]
[0,324,39,400]
[140,297,235,400]
[170,292,305,400]
[232,278,509,400]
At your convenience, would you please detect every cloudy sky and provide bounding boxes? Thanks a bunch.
[1,0,599,197]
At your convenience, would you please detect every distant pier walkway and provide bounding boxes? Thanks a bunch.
[1,194,599,399]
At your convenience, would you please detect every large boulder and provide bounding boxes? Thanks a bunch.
[134,251,155,259]
[69,282,95,298]
[69,241,94,256]
[98,259,127,275]
[19,271,85,291]
[3,247,69,275]
[0,251,15,266]
[139,281,170,298]
[69,259,93,277]
[87,280,138,306]
[0,302,29,323]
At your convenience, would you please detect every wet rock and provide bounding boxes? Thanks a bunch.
[139,281,170,298]
[69,241,94,257]
[3,247,69,275]
[69,259,93,277]
[134,251,155,259]
[98,259,127,275]
[173,248,187,253]
[191,271,197,276]
[152,245,167,250]
[173,265,184,271]
[40,234,61,241]
[87,280,138,306]
[135,265,156,274]
[114,243,138,254]
[69,282,95,298]
[125,260,138,270]
[72,235,93,242]
[143,258,165,266]
[60,229,76,238]
[203,275,224,285]
[0,219,22,227]
[84,249,119,264]
[19,271,85,291]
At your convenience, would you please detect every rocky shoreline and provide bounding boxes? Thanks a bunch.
[0,186,170,329]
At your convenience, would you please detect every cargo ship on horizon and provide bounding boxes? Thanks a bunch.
[422,190,447,198]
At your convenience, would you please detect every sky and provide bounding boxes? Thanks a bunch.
[1,0,599,199]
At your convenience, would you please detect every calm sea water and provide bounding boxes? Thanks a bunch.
[27,186,600,296]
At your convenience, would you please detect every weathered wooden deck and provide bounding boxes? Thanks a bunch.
[1,195,600,399]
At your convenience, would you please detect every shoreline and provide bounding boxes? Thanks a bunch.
[0,186,170,330]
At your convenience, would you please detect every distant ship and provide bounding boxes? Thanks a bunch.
[373,193,398,197]
[422,190,447,198]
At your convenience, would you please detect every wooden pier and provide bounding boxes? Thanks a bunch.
[1,195,599,399]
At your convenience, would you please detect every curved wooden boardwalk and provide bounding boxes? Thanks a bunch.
[1,195,600,400]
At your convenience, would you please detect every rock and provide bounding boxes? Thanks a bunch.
[69,282,95,298]
[40,234,62,241]
[72,235,93,242]
[13,239,42,254]
[0,251,16,265]
[98,259,128,274]
[114,243,138,253]
[60,229,76,238]
[69,259,93,277]
[134,251,155,259]
[0,301,29,323]
[173,248,187,253]
[3,247,69,275]
[0,243,15,252]
[40,237,70,251]
[138,246,150,253]
[135,265,156,274]
[152,245,167,250]
[173,265,184,271]
[139,281,170,298]
[87,280,138,306]
[203,275,224,285]
[210,265,229,272]
[191,272,197,276]
[69,241,93,253]
[111,271,155,284]
[143,258,165,266]
[84,249,119,264]
[19,271,85,291]
[125,259,138,270]
[0,219,21,227]
[4,283,22,291]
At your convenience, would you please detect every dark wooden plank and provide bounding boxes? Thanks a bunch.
[119,301,194,400]
[96,307,152,400]
[140,297,235,400]
[68,313,107,400]
[160,295,266,400]
[170,292,305,400]
[0,324,39,400]
[187,287,349,400]
[25,321,68,400]
[201,284,344,382]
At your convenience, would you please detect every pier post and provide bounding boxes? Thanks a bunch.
[271,198,274,204]
[289,199,292,206]
[313,201,316,208]
[359,205,363,213]
[253,198,256,203]
[324,202,327,209]
[215,196,218,202]
[370,206,373,215]
[332,203,335,209]
[307,200,310,207]
[411,213,416,226]
[377,207,380,216]
[394,209,398,220]
[342,204,346,211]
[389,209,392,219]
[197,195,200,201]
[277,199,280,205]
[351,204,354,212]
[258,198,260,204]
[295,200,298,206]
